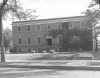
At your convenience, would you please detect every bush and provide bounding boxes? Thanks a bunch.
[9,46,17,53]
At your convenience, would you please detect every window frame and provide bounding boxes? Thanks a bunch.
[27,37,31,45]
[80,21,84,28]
[27,26,31,32]
[36,25,41,31]
[17,26,21,32]
[18,48,21,52]
[47,24,52,30]
[27,48,31,52]
[37,47,41,52]
[58,35,62,43]
[37,36,41,44]
[69,22,74,29]
[17,37,21,45]
[57,23,62,29]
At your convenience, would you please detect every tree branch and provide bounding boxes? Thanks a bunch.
[0,0,8,11]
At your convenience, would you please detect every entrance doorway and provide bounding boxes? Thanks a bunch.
[46,38,52,46]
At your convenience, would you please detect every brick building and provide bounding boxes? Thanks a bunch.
[12,16,93,53]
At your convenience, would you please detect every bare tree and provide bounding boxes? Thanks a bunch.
[0,0,37,62]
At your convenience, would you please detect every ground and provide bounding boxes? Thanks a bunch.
[0,52,94,62]
[0,68,100,78]
[0,52,100,78]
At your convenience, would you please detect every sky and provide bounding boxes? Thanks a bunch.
[3,0,92,29]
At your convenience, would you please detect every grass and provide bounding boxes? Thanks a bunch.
[86,62,100,66]
[31,53,77,60]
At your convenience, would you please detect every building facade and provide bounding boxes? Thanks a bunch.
[12,16,93,53]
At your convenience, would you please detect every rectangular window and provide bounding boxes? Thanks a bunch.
[57,23,62,29]
[18,38,21,44]
[69,22,74,29]
[37,47,41,53]
[38,36,41,44]
[47,24,51,30]
[28,48,31,52]
[17,27,21,32]
[37,25,41,31]
[58,35,62,43]
[80,21,84,28]
[28,37,31,44]
[27,26,30,31]
[58,47,62,52]
[18,48,21,52]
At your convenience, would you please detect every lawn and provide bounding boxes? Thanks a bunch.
[0,53,78,61]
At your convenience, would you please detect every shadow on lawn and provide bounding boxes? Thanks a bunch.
[30,53,77,60]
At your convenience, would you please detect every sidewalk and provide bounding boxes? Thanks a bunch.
[1,60,100,71]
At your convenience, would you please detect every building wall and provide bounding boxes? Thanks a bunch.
[12,16,93,53]
[12,22,60,52]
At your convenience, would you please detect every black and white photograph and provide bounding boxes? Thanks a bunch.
[0,0,100,78]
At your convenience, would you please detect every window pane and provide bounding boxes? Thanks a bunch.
[27,26,30,31]
[38,37,41,43]
[28,38,31,44]
[18,27,21,32]
[18,48,21,52]
[48,24,51,30]
[37,25,41,31]
[58,23,62,29]
[28,48,31,52]
[18,38,21,44]
[59,35,62,43]
[69,22,74,29]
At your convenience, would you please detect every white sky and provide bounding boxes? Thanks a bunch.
[3,0,92,29]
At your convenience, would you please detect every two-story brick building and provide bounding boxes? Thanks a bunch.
[12,16,93,53]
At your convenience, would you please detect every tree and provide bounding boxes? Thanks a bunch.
[0,0,37,62]
[82,0,100,52]
[3,28,12,52]
[47,26,92,52]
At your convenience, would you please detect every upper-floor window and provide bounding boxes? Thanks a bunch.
[37,25,41,31]
[80,21,84,28]
[17,27,21,32]
[18,37,21,44]
[37,36,41,44]
[27,26,30,31]
[47,24,52,30]
[27,37,31,44]
[57,23,62,29]
[69,22,74,29]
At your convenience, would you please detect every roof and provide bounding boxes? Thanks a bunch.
[13,16,85,23]
[12,16,85,26]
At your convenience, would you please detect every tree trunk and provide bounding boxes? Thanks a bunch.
[0,12,5,62]
[96,38,98,52]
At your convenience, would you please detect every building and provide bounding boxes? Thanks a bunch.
[12,16,93,53]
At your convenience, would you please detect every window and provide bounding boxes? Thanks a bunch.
[18,48,21,52]
[58,47,62,52]
[69,22,74,29]
[18,38,21,44]
[37,36,41,44]
[37,47,41,53]
[37,25,41,31]
[57,23,62,29]
[58,35,62,43]
[27,26,30,31]
[47,24,51,30]
[17,27,21,32]
[28,48,31,52]
[80,21,84,28]
[27,37,31,44]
